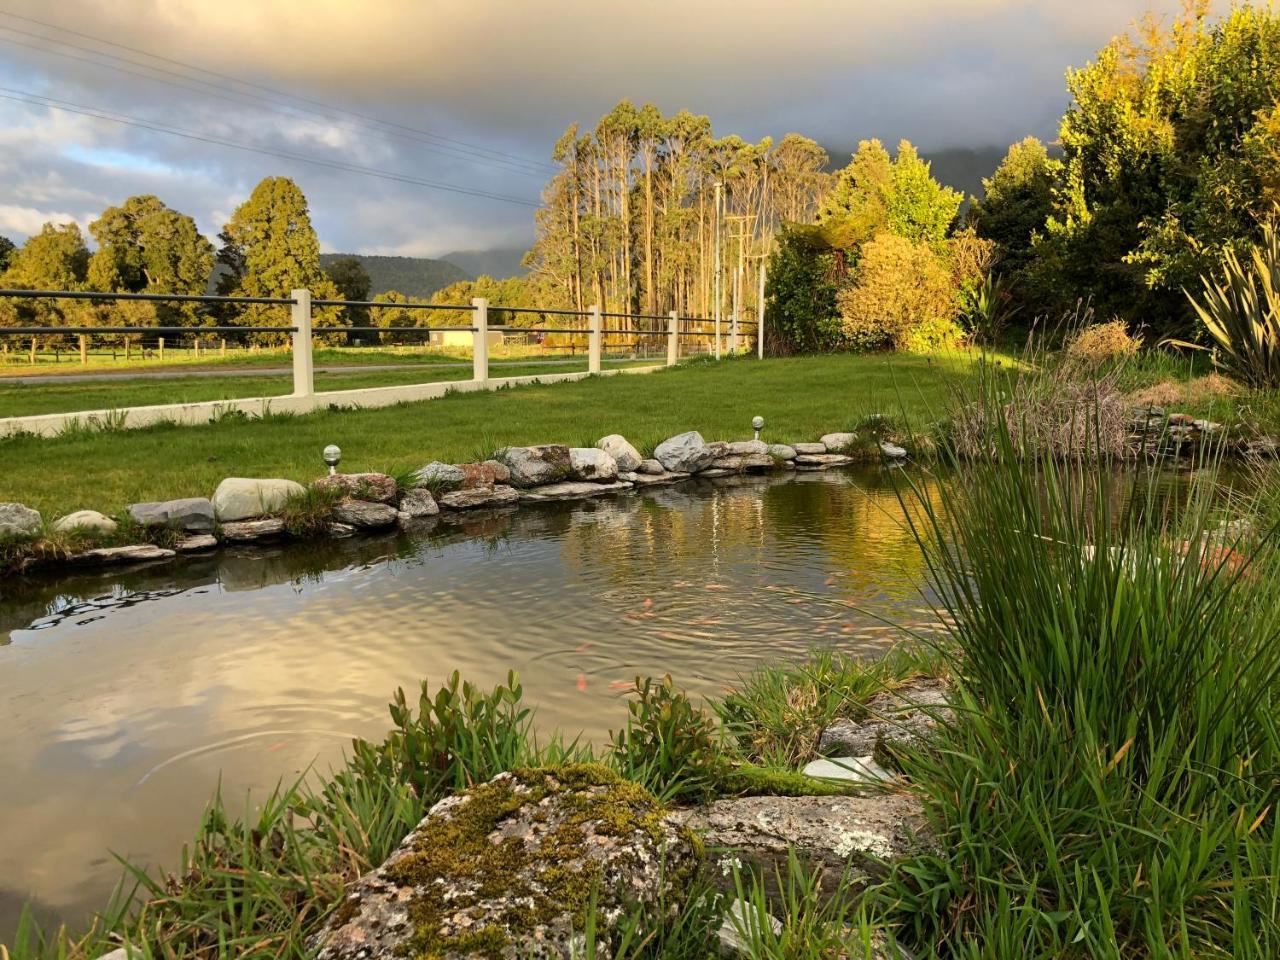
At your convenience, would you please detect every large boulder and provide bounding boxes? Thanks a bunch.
[212,478,305,521]
[0,503,41,539]
[654,431,716,473]
[415,462,467,490]
[818,679,953,760]
[819,432,859,452]
[569,447,618,481]
[314,473,398,505]
[52,510,118,535]
[597,434,643,472]
[128,497,215,532]
[672,794,926,908]
[495,444,573,488]
[397,488,439,523]
[458,460,511,489]
[311,765,699,960]
[769,444,798,461]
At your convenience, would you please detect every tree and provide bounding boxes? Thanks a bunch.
[1040,2,1280,328]
[968,137,1056,303]
[0,223,90,342]
[87,195,214,331]
[216,177,342,342]
[325,255,371,331]
[838,234,960,351]
[763,225,842,354]
[0,235,15,273]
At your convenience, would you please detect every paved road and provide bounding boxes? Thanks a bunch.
[0,356,655,386]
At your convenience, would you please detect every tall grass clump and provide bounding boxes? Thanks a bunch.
[876,372,1280,957]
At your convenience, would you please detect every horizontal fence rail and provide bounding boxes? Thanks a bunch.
[0,287,766,435]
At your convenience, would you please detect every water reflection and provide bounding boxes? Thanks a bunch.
[0,468,936,940]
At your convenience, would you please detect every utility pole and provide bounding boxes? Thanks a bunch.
[713,180,722,360]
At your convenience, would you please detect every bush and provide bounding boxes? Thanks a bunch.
[838,233,962,351]
[1063,319,1141,369]
[609,675,726,803]
[763,225,844,355]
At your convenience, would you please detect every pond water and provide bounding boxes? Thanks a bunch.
[0,468,944,940]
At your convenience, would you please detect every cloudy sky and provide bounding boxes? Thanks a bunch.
[0,0,1206,259]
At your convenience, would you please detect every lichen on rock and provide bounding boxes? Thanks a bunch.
[311,764,700,959]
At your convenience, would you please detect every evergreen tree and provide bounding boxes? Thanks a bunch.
[216,177,342,342]
[324,255,372,330]
[968,137,1056,308]
[0,235,15,273]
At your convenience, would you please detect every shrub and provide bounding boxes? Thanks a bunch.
[763,225,844,355]
[838,233,961,351]
[1187,218,1280,388]
[1063,318,1141,369]
[608,675,725,803]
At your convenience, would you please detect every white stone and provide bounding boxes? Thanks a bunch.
[128,497,215,532]
[414,461,466,489]
[654,431,716,473]
[793,442,826,455]
[621,470,690,487]
[879,441,908,459]
[175,533,218,552]
[519,480,633,502]
[819,432,859,452]
[0,502,41,539]
[638,458,664,475]
[73,544,175,565]
[794,453,856,468]
[769,443,798,460]
[596,434,643,472]
[718,898,782,958]
[52,510,117,535]
[212,478,305,521]
[802,755,895,785]
[725,439,769,456]
[569,447,619,481]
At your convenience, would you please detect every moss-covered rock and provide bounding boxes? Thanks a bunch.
[311,764,700,959]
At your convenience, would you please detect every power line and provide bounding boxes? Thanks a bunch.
[0,21,554,178]
[0,85,542,207]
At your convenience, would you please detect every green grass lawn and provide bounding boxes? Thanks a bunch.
[0,358,659,417]
[1,352,982,519]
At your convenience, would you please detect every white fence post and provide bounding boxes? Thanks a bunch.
[757,259,767,360]
[588,303,602,374]
[291,288,314,397]
[667,310,679,366]
[471,297,489,382]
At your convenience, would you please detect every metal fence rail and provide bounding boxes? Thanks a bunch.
[0,288,766,410]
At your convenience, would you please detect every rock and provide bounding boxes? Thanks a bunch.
[519,480,633,502]
[175,533,218,553]
[597,434,643,472]
[1244,437,1280,459]
[397,488,439,520]
[219,518,285,541]
[654,431,716,473]
[700,468,738,478]
[314,473,397,504]
[1193,419,1222,434]
[415,461,466,490]
[310,765,698,960]
[0,502,42,539]
[707,455,774,473]
[569,447,619,481]
[326,522,356,538]
[725,439,769,456]
[212,478,305,521]
[332,500,398,529]
[128,497,216,532]
[718,898,782,958]
[73,544,175,566]
[818,679,953,759]
[801,756,896,786]
[438,484,522,510]
[620,470,691,487]
[793,442,827,455]
[52,510,117,535]
[879,441,908,459]
[794,453,856,469]
[769,443,798,461]
[457,460,511,489]
[707,440,730,458]
[638,458,665,475]
[819,432,859,452]
[674,794,926,908]
[495,444,573,487]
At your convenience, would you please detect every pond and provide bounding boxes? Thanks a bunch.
[0,468,944,939]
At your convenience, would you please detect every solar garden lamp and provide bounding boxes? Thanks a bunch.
[323,444,342,476]
[752,416,764,441]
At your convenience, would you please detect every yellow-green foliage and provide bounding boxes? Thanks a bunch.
[839,233,962,351]
[1064,319,1141,369]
